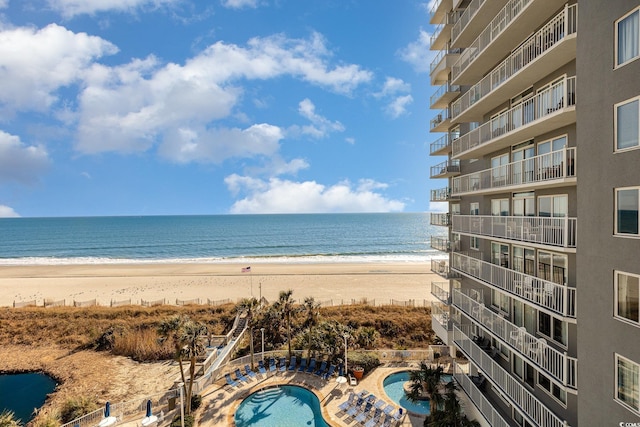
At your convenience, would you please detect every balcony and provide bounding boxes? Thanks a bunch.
[432,302,453,343]
[453,362,511,427]
[431,11,460,51]
[431,236,460,252]
[430,212,451,227]
[451,4,578,123]
[453,325,569,427]
[430,82,461,110]
[430,187,459,202]
[430,108,451,133]
[430,159,460,179]
[430,45,462,85]
[429,0,452,25]
[429,133,455,156]
[451,0,564,85]
[453,77,576,159]
[452,214,577,249]
[452,147,576,196]
[450,0,508,48]
[451,252,576,318]
[431,281,451,304]
[453,288,577,388]
[431,259,460,279]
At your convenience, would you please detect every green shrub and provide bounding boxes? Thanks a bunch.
[170,414,194,427]
[346,351,380,374]
[59,397,98,424]
[190,394,202,411]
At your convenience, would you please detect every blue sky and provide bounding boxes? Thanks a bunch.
[0,0,442,217]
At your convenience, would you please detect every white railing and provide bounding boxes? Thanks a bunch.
[452,4,578,120]
[431,236,460,252]
[452,214,577,248]
[429,133,454,155]
[452,147,576,194]
[452,0,533,81]
[430,187,454,201]
[453,288,577,388]
[429,0,443,19]
[451,252,576,317]
[432,301,451,330]
[430,82,461,108]
[454,325,570,427]
[452,76,576,157]
[430,212,451,226]
[430,159,460,178]
[430,107,450,130]
[451,0,486,43]
[430,44,463,74]
[431,258,460,279]
[431,281,451,304]
[453,361,511,427]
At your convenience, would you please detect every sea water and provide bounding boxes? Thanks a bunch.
[0,213,447,265]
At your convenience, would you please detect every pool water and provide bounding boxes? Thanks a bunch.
[234,385,330,427]
[0,373,57,423]
[382,371,453,415]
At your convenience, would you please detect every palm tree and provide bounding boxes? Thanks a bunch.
[158,314,189,387]
[407,362,444,417]
[237,297,259,369]
[302,296,320,362]
[0,410,22,427]
[181,319,207,415]
[275,289,295,359]
[424,382,481,427]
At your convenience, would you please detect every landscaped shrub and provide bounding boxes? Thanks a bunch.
[347,351,380,374]
[59,396,98,424]
[171,414,194,427]
[190,394,202,411]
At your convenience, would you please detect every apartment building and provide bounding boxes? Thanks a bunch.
[429,0,640,425]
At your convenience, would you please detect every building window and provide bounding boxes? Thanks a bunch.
[616,97,639,151]
[616,271,640,326]
[617,354,640,413]
[491,198,509,216]
[470,202,479,216]
[538,312,566,346]
[470,236,479,250]
[616,8,640,67]
[616,188,640,235]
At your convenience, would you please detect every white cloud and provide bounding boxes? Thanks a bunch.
[0,23,117,113]
[226,176,405,214]
[0,130,49,184]
[345,137,355,145]
[398,29,435,73]
[46,0,181,17]
[385,94,413,119]
[221,0,258,9]
[376,77,410,97]
[0,205,20,218]
[296,98,344,139]
[0,0,8,9]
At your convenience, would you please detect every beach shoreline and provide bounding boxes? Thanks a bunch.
[0,262,440,308]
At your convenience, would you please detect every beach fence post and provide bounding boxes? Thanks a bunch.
[178,382,185,427]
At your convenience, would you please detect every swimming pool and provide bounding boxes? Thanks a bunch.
[382,371,453,415]
[234,385,330,427]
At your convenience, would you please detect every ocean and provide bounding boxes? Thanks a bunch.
[0,213,447,265]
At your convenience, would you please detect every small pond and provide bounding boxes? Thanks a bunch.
[0,373,57,423]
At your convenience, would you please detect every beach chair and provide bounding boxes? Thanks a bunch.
[234,368,249,383]
[391,408,404,422]
[244,365,257,379]
[306,358,316,373]
[269,357,276,373]
[279,357,287,372]
[314,360,327,376]
[225,373,239,387]
[288,355,297,371]
[298,357,307,372]
[347,398,364,418]
[374,399,386,410]
[323,364,336,380]
[338,393,356,412]
[258,360,267,375]
[382,404,395,416]
[354,402,372,424]
[381,414,392,427]
[365,408,383,427]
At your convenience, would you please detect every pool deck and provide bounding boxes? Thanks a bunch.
[196,362,440,427]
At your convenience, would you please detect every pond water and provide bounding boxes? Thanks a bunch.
[0,373,57,423]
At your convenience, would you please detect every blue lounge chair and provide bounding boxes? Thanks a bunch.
[338,393,356,412]
[288,356,297,371]
[279,357,287,372]
[391,408,404,421]
[347,398,364,418]
[234,368,249,383]
[225,373,238,387]
[365,409,383,427]
[381,415,392,427]
[382,404,395,416]
[314,360,327,376]
[269,357,276,372]
[306,358,316,373]
[373,399,385,410]
[298,358,307,372]
[258,360,267,375]
[323,364,336,380]
[244,365,257,379]
[354,402,372,424]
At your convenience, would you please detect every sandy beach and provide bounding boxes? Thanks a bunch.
[0,262,440,308]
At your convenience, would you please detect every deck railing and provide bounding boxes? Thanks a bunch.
[430,159,460,178]
[430,212,451,226]
[452,252,576,317]
[452,214,577,248]
[454,325,570,427]
[452,4,578,119]
[450,0,485,43]
[431,258,460,279]
[430,107,451,130]
[452,147,576,195]
[452,76,576,157]
[431,187,454,201]
[430,82,461,108]
[430,44,463,74]
[431,281,451,304]
[429,133,454,155]
[431,236,460,252]
[453,288,577,388]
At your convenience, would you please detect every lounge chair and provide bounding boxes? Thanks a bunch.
[244,365,257,379]
[349,374,358,386]
[269,357,276,372]
[225,373,239,387]
[391,408,404,421]
[381,414,392,427]
[338,393,356,412]
[279,357,287,372]
[258,360,267,375]
[298,358,307,372]
[355,401,373,424]
[323,364,336,380]
[288,355,297,371]
[314,360,327,376]
[373,399,386,410]
[357,389,370,398]
[382,404,395,416]
[306,358,316,373]
[234,368,249,383]
[365,408,383,427]
[346,398,364,418]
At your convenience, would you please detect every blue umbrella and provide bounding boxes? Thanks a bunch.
[104,402,111,418]
[145,400,152,418]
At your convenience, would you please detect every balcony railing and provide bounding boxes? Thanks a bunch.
[452,147,576,195]
[451,0,486,43]
[430,45,463,74]
[430,82,461,108]
[453,361,511,427]
[431,236,460,252]
[452,252,576,317]
[452,76,576,158]
[452,214,577,248]
[430,212,451,227]
[432,301,452,330]
[430,187,455,202]
[429,133,453,155]
[430,159,460,179]
[452,0,533,82]
[431,281,451,304]
[431,259,460,279]
[453,288,577,388]
[430,108,450,131]
[451,4,578,121]
[454,325,570,427]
